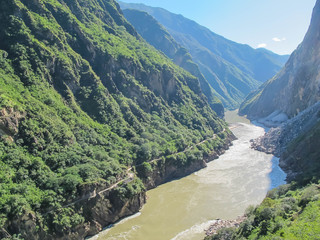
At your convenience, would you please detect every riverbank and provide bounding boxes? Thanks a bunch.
[202,112,290,239]
[248,102,320,182]
[205,216,246,236]
[93,113,286,240]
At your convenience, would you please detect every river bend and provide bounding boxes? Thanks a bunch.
[92,112,286,240]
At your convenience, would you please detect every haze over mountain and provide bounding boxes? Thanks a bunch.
[119,2,289,109]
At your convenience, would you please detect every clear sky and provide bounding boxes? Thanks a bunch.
[119,0,317,55]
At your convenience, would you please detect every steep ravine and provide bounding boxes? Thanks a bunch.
[239,0,320,184]
[119,2,289,110]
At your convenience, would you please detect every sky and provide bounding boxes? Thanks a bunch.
[119,0,317,55]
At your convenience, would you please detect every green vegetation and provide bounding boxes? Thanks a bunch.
[122,9,224,116]
[0,0,230,238]
[206,183,320,240]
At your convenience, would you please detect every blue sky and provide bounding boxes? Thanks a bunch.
[119,0,316,55]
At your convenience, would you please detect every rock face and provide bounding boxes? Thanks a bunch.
[245,0,320,182]
[240,0,320,119]
[251,102,320,157]
[0,107,25,136]
[119,2,289,109]
[205,216,246,237]
[122,9,224,117]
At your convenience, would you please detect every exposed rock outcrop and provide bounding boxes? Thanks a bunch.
[205,216,246,237]
[240,0,320,119]
[251,102,320,157]
[0,107,25,136]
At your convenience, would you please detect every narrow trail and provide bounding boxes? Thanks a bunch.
[45,128,229,213]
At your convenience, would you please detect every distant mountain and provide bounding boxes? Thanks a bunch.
[240,0,320,120]
[122,8,224,116]
[119,2,289,109]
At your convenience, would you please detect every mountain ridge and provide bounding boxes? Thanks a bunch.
[119,1,289,109]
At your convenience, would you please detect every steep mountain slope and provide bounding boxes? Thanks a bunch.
[122,8,224,116]
[0,0,234,239]
[244,0,320,194]
[119,2,289,109]
[240,0,320,119]
[239,0,320,184]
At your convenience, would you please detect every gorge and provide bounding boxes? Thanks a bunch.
[91,112,286,240]
[0,0,319,240]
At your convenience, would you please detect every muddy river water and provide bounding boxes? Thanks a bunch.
[92,111,286,240]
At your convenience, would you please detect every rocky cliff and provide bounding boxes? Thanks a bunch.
[244,0,320,182]
[240,0,320,120]
[205,2,320,239]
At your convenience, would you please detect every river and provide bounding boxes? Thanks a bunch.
[91,111,286,240]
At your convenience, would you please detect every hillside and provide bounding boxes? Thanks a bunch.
[122,8,224,116]
[0,0,234,239]
[240,0,320,120]
[119,2,289,109]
